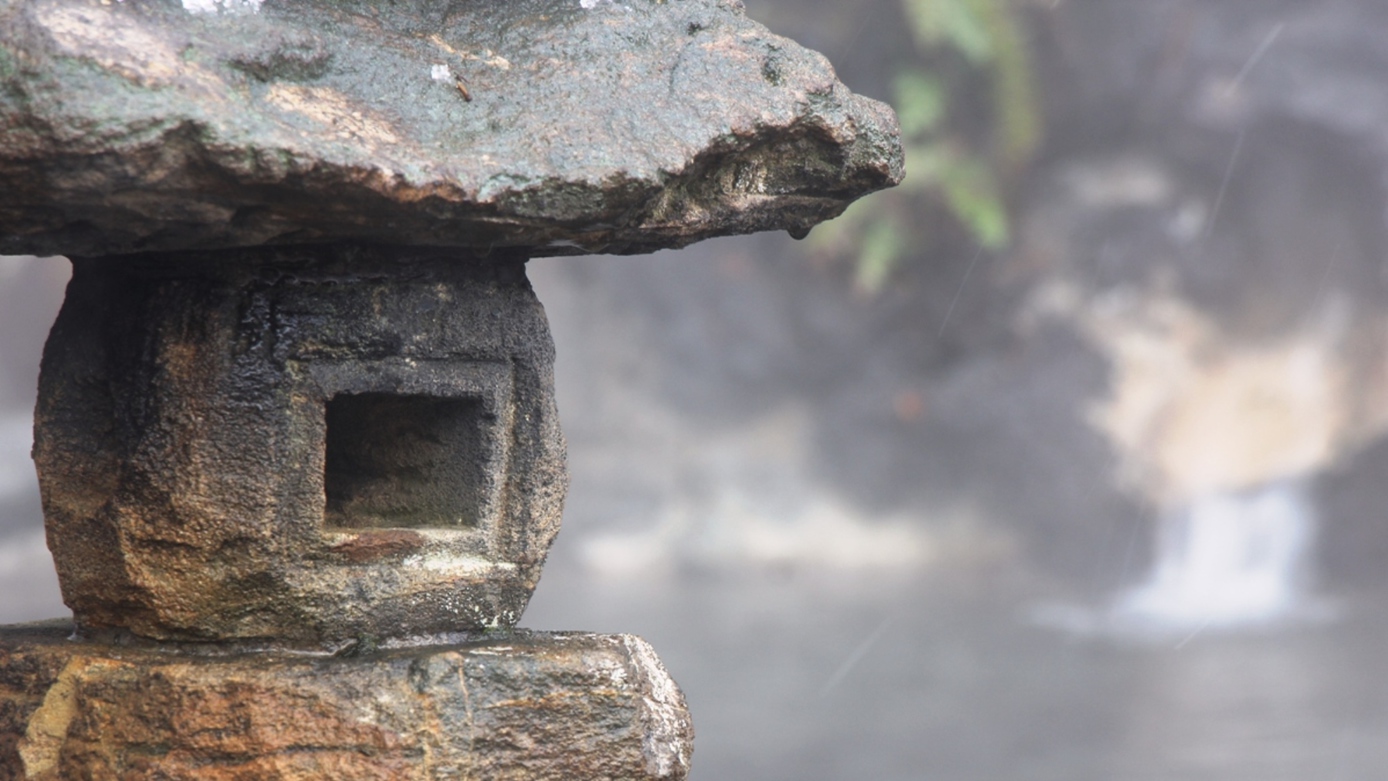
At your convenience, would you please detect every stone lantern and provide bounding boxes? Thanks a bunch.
[0,0,901,777]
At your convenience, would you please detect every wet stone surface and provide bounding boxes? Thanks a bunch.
[33,247,566,645]
[0,0,902,258]
[0,622,693,781]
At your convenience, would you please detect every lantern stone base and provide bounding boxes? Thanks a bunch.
[0,622,692,781]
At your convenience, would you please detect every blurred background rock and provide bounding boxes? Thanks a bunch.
[11,0,1388,778]
[0,255,68,621]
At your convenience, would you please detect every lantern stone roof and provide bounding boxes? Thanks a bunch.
[0,0,903,259]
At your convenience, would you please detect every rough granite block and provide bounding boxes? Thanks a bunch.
[0,622,693,781]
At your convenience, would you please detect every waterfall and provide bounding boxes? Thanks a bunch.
[1028,478,1334,638]
[1113,479,1328,631]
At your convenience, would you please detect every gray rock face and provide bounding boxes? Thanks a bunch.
[0,0,902,259]
[34,247,566,645]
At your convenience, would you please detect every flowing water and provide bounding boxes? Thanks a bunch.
[1032,478,1336,643]
[1114,480,1330,632]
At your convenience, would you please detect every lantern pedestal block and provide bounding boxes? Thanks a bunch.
[0,622,692,781]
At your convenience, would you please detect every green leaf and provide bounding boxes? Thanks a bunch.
[893,70,947,139]
[855,218,907,294]
[901,0,994,63]
[937,156,1009,248]
[899,142,945,193]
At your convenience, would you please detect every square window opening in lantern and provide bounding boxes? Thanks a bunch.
[324,393,490,530]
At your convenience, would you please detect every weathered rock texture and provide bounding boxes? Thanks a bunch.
[34,247,565,645]
[0,0,902,258]
[0,622,692,780]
